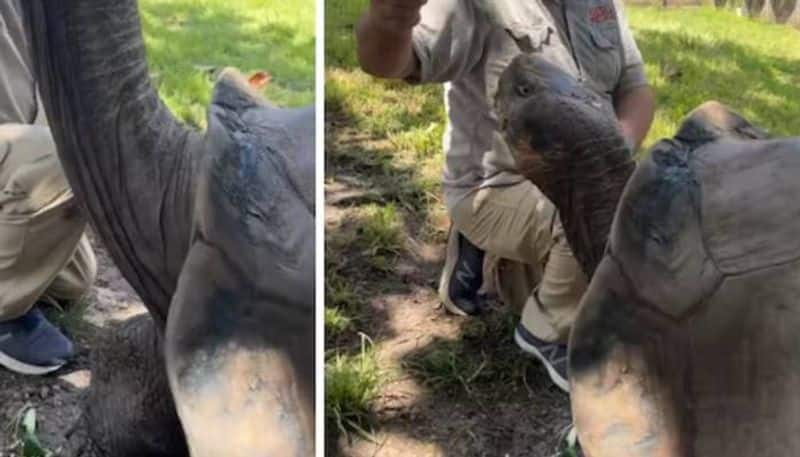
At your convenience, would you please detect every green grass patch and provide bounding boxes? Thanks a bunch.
[325,339,382,439]
[324,265,363,343]
[325,267,363,310]
[326,134,443,216]
[354,204,404,258]
[141,0,315,128]
[325,0,446,222]
[402,312,544,398]
[325,307,353,337]
[326,70,444,140]
[327,203,406,274]
[628,6,800,147]
[403,340,491,395]
[325,0,369,69]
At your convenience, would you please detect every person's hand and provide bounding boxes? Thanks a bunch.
[366,0,428,34]
[357,0,426,78]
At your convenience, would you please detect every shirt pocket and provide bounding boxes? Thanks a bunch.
[577,25,622,95]
[485,24,552,104]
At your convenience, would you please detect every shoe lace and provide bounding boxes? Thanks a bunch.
[540,343,567,365]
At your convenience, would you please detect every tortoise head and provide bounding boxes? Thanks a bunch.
[495,54,619,164]
[495,54,634,277]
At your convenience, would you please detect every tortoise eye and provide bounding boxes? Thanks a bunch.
[517,85,531,97]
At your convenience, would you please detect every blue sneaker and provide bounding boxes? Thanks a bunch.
[0,308,74,375]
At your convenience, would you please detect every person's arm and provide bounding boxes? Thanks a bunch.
[611,0,655,151]
[615,84,655,151]
[356,0,427,79]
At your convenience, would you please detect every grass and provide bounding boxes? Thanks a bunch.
[324,265,363,346]
[141,0,315,127]
[349,203,405,272]
[325,307,353,337]
[403,340,495,396]
[402,314,549,399]
[628,6,800,146]
[326,0,445,216]
[325,338,382,441]
[324,0,800,450]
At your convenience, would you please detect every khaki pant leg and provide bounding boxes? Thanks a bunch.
[44,233,97,302]
[485,255,539,315]
[0,124,87,321]
[450,181,553,311]
[519,217,588,343]
[451,181,556,264]
[450,181,587,343]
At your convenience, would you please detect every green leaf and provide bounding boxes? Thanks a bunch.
[17,408,52,457]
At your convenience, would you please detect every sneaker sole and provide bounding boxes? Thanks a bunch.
[0,351,64,376]
[439,286,470,316]
[514,329,570,393]
[438,228,470,317]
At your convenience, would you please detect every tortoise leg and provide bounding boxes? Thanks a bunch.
[74,315,188,456]
[164,242,314,457]
[569,260,690,457]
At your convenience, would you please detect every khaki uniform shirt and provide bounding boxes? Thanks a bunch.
[409,0,648,211]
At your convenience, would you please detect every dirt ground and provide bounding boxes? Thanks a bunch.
[326,120,574,457]
[0,235,146,456]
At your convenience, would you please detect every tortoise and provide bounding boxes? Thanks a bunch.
[496,53,800,456]
[23,0,315,455]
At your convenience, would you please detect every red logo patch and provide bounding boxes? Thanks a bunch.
[589,5,616,23]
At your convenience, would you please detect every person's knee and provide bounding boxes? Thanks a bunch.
[50,235,98,301]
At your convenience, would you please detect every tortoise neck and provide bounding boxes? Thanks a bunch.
[24,0,199,324]
[535,136,635,278]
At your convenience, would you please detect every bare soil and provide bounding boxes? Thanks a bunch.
[0,235,146,456]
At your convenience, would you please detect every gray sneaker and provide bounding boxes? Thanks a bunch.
[514,323,569,392]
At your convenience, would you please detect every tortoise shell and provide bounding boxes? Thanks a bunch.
[570,101,800,456]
